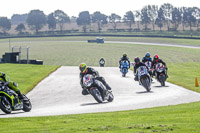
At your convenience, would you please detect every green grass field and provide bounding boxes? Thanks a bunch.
[1,101,200,133]
[0,36,200,133]
[0,64,59,94]
[1,36,200,66]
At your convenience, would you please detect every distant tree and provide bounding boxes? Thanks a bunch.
[0,17,11,34]
[141,6,151,31]
[172,7,182,30]
[109,13,121,31]
[11,14,28,24]
[91,11,108,32]
[155,8,165,31]
[47,13,56,31]
[26,10,47,34]
[134,10,141,31]
[183,7,196,31]
[147,5,158,31]
[123,11,135,31]
[193,7,200,31]
[180,7,187,31]
[54,10,70,31]
[161,3,173,31]
[77,11,91,33]
[15,23,26,34]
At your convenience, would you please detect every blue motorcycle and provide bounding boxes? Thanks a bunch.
[120,60,129,77]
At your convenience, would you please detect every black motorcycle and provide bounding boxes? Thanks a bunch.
[0,82,32,114]
[155,63,167,86]
[99,58,105,67]
[83,74,114,103]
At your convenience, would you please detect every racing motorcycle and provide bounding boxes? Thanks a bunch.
[144,61,152,70]
[0,82,32,114]
[137,66,151,92]
[120,60,129,77]
[83,74,114,103]
[99,58,105,67]
[155,63,167,86]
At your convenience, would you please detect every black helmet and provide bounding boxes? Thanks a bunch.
[123,54,127,57]
[134,57,140,63]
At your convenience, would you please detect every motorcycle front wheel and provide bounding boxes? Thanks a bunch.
[90,88,103,103]
[22,95,32,112]
[159,75,166,86]
[141,78,151,92]
[107,92,114,102]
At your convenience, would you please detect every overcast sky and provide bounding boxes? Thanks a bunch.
[2,0,200,18]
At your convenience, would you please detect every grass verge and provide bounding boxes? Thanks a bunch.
[168,62,200,93]
[0,64,59,94]
[0,101,200,133]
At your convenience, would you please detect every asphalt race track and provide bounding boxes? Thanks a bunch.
[1,66,200,118]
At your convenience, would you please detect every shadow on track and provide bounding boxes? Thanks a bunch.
[136,91,154,94]
[0,111,25,116]
[80,102,109,106]
[154,86,169,88]
[121,76,131,78]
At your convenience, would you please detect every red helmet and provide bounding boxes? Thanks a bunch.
[154,54,159,62]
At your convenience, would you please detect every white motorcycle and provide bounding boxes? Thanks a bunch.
[83,74,114,103]
[137,66,152,92]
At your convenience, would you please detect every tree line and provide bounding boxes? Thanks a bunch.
[0,3,200,35]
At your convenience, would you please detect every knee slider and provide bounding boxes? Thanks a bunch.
[13,82,18,87]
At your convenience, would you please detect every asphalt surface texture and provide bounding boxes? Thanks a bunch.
[1,66,200,118]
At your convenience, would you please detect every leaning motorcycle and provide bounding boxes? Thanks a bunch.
[120,60,129,77]
[137,66,151,92]
[155,63,167,86]
[83,74,114,103]
[0,82,32,114]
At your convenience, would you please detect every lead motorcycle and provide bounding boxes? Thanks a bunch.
[83,74,114,103]
[0,82,32,114]
[120,60,129,77]
[137,66,152,92]
[155,63,167,86]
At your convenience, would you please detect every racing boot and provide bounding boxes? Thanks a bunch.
[16,90,24,100]
[104,83,112,90]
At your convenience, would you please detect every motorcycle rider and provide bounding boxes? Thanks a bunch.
[99,57,105,67]
[151,54,168,78]
[142,52,153,77]
[134,57,150,81]
[142,52,152,63]
[0,72,24,99]
[119,54,130,69]
[79,63,111,95]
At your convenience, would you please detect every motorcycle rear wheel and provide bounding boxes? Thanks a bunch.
[0,96,12,114]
